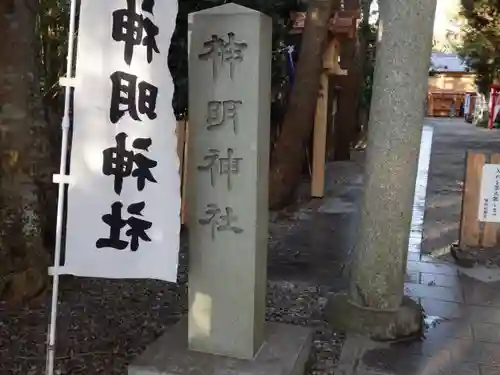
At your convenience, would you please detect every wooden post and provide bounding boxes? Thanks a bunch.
[311,38,347,198]
[311,73,329,198]
[430,94,435,116]
[459,152,485,248]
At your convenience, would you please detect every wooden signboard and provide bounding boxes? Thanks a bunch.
[459,152,500,249]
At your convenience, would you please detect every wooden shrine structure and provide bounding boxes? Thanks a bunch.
[290,5,360,198]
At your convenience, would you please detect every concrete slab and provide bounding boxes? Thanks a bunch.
[128,319,312,375]
[459,266,500,283]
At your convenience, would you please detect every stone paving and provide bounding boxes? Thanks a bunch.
[423,118,500,257]
[334,118,500,375]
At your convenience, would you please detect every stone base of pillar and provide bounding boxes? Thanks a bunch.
[325,294,423,341]
[128,318,312,375]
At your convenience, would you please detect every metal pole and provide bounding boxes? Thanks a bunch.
[45,0,77,373]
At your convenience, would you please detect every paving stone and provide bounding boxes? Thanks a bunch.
[360,348,480,375]
[472,322,500,344]
[463,280,500,308]
[337,335,370,367]
[332,118,500,375]
[459,267,500,283]
[420,273,462,288]
[405,283,463,303]
[406,270,421,284]
[421,362,479,375]
[420,299,464,319]
[424,319,473,340]
[448,339,500,367]
[467,306,500,325]
[389,339,452,358]
[407,261,458,276]
[360,350,428,374]
[408,252,421,261]
[479,365,500,375]
[420,255,443,263]
[421,303,500,325]
[418,362,480,375]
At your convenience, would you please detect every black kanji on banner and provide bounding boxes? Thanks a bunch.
[102,132,158,195]
[112,0,160,65]
[96,201,152,251]
[110,71,158,123]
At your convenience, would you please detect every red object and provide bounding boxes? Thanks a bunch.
[489,84,500,129]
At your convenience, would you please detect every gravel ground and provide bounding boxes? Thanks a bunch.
[0,279,343,375]
[0,190,345,375]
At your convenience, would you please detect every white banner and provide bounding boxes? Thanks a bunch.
[478,164,500,223]
[62,0,180,281]
[464,94,470,116]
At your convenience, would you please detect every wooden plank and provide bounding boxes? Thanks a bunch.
[460,152,485,248]
[311,73,329,198]
[482,154,500,247]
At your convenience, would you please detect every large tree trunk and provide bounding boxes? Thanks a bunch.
[0,0,52,302]
[269,0,337,209]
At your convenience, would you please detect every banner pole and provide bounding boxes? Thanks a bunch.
[45,0,77,373]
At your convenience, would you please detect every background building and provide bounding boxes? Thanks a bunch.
[427,52,476,117]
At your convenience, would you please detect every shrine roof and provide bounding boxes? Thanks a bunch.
[430,52,471,73]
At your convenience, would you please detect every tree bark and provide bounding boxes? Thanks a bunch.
[0,0,52,302]
[269,0,337,209]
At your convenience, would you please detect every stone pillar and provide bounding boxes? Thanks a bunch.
[327,0,437,340]
[129,5,312,374]
[186,3,271,360]
[350,0,437,309]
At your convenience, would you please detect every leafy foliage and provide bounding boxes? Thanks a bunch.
[36,0,302,152]
[36,0,301,116]
[357,0,378,114]
[359,20,377,109]
[456,0,500,94]
[173,0,304,153]
[37,0,70,118]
